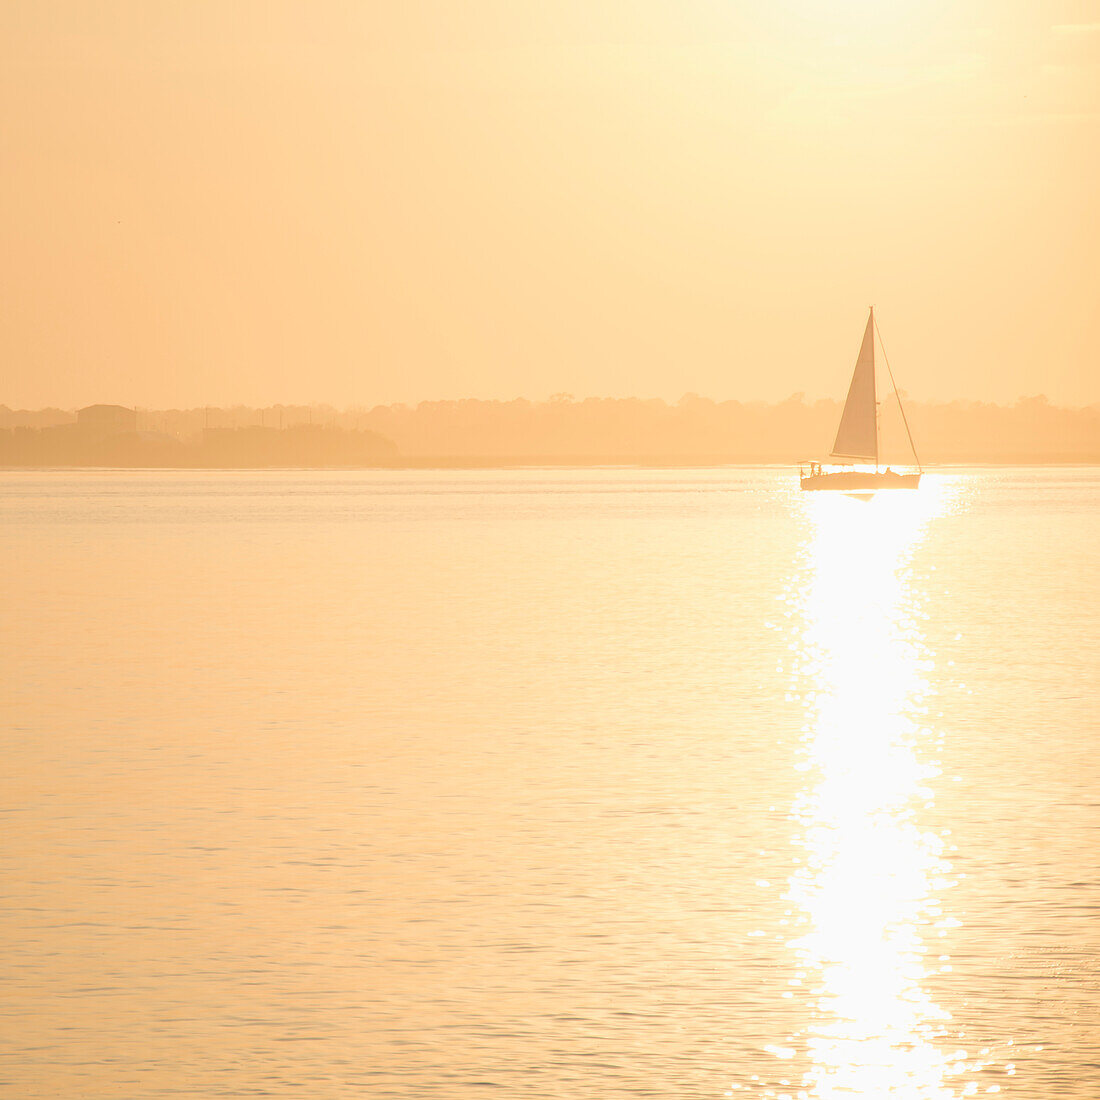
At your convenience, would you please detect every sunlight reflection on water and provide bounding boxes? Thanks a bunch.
[785,482,977,1099]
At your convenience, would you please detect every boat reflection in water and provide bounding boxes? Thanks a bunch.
[785,483,965,1099]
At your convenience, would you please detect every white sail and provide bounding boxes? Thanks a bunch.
[831,309,877,463]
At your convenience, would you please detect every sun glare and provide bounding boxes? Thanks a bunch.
[785,483,966,1098]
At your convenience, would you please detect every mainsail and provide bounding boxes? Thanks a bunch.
[831,308,878,463]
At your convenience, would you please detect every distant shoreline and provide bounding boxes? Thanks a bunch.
[5,398,1096,469]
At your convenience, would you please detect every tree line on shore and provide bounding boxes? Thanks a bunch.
[1,394,1096,465]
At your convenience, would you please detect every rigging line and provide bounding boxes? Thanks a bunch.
[873,314,923,473]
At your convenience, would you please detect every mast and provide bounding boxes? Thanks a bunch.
[872,306,879,470]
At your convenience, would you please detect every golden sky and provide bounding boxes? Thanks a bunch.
[2,1,1098,408]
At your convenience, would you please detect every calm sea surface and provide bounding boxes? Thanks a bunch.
[2,467,1098,1099]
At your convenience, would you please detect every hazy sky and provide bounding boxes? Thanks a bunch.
[2,1,1098,408]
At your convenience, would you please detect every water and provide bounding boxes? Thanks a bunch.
[2,467,1098,1098]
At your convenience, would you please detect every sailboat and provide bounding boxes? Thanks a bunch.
[800,307,921,491]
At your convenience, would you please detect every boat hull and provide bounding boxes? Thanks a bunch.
[800,471,920,491]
